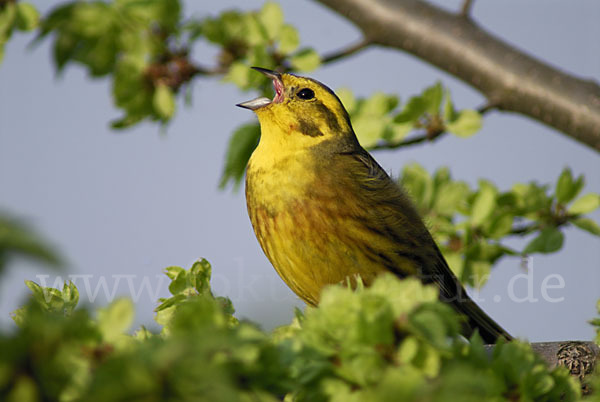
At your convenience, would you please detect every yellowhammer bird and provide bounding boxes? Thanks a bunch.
[238,67,511,343]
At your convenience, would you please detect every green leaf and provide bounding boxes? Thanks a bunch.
[71,3,114,37]
[61,281,80,313]
[0,3,17,37]
[470,260,492,289]
[0,214,62,274]
[386,122,413,143]
[164,265,185,280]
[278,24,299,54]
[572,218,600,236]
[485,212,514,239]
[168,269,189,295]
[190,258,213,295]
[470,182,497,226]
[97,298,134,342]
[224,61,254,90]
[352,93,399,147]
[511,182,552,215]
[152,83,176,120]
[353,117,386,148]
[446,109,482,137]
[20,279,79,317]
[555,167,574,204]
[401,164,434,211]
[434,182,468,216]
[290,48,321,72]
[523,227,564,254]
[243,16,266,48]
[53,32,78,73]
[336,88,356,113]
[15,2,39,31]
[361,92,398,116]
[395,95,427,123]
[258,2,283,40]
[25,280,47,304]
[442,90,455,121]
[219,123,260,190]
[246,45,272,75]
[201,11,237,44]
[444,252,464,279]
[421,82,443,115]
[567,193,600,215]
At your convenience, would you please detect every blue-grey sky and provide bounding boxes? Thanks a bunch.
[1,0,599,341]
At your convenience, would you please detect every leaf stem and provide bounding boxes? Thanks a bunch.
[369,102,495,151]
[321,38,372,64]
[460,0,474,18]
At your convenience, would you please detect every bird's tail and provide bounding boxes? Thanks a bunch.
[432,246,512,344]
[453,292,513,344]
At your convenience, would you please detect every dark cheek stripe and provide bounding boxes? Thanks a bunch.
[315,102,341,133]
[297,118,324,137]
[296,101,342,137]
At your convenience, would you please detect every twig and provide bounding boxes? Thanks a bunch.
[460,0,474,18]
[321,38,372,64]
[509,216,571,236]
[190,38,371,79]
[369,130,444,151]
[369,102,495,151]
[509,223,539,236]
[194,64,227,76]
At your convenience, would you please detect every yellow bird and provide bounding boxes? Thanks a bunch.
[238,67,511,343]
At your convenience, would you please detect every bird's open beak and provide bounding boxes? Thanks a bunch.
[236,67,284,110]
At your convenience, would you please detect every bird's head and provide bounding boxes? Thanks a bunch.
[237,67,356,149]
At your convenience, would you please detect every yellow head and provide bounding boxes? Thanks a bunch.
[237,67,358,153]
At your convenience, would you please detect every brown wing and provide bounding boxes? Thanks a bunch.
[330,147,511,343]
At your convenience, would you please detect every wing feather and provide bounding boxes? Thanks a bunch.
[331,148,511,342]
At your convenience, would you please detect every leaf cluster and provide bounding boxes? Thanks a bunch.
[2,260,594,401]
[16,1,321,129]
[33,0,184,127]
[0,1,39,63]
[194,2,320,92]
[400,165,600,287]
[337,82,482,149]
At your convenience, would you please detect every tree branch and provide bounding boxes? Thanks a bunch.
[369,129,445,151]
[321,38,372,64]
[486,341,599,394]
[314,0,600,153]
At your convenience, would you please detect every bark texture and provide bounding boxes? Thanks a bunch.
[485,341,599,394]
[314,0,600,152]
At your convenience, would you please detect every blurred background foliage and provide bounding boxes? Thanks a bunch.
[0,0,599,399]
[2,261,596,401]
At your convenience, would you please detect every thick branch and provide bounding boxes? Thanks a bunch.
[314,0,600,152]
[486,341,598,393]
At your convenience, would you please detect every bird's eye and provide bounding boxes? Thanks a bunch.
[297,88,315,100]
